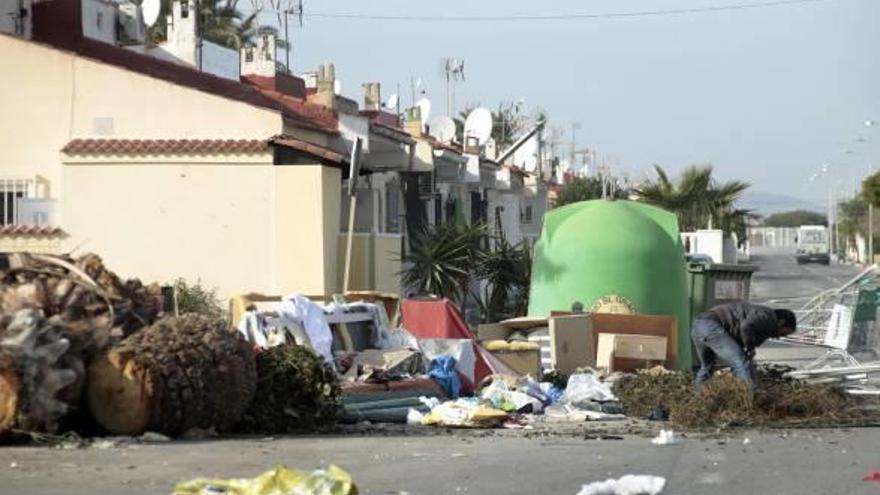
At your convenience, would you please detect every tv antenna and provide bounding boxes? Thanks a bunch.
[441,58,465,116]
[272,0,304,73]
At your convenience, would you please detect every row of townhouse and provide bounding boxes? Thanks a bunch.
[0,0,553,300]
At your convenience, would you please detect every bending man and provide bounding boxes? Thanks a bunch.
[692,302,797,389]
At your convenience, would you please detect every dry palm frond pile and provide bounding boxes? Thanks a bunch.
[236,344,341,434]
[614,365,874,429]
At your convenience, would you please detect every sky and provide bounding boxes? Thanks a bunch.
[255,0,880,206]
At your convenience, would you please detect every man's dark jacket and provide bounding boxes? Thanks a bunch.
[699,302,780,352]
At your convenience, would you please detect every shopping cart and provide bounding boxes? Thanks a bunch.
[780,265,880,391]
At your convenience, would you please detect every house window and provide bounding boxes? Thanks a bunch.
[181,2,189,17]
[244,47,254,63]
[0,179,34,226]
[521,205,533,224]
[96,11,103,30]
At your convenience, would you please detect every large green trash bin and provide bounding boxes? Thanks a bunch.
[685,262,758,368]
[528,200,691,370]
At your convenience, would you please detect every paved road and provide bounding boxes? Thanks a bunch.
[2,428,878,495]
[2,248,877,495]
[749,247,862,307]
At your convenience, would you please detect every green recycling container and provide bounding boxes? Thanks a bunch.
[528,199,691,370]
[685,262,758,366]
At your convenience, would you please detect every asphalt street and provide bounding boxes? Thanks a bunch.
[1,248,877,495]
[749,247,863,307]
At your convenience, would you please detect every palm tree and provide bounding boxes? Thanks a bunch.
[399,222,488,308]
[635,164,750,233]
[475,237,532,322]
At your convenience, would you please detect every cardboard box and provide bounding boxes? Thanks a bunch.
[489,348,542,377]
[548,315,596,374]
[596,333,667,372]
[589,313,678,368]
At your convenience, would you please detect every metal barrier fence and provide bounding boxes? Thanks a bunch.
[781,265,880,370]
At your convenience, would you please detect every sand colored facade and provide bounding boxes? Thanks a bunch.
[1,33,343,298]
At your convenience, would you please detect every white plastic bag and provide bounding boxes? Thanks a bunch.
[278,294,334,368]
[561,373,616,405]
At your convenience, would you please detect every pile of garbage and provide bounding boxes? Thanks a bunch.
[614,364,873,428]
[407,371,626,428]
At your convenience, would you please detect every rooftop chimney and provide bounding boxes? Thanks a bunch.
[240,33,276,78]
[404,107,422,137]
[363,82,381,112]
[310,63,336,109]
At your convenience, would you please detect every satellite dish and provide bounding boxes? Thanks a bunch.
[428,116,456,143]
[142,0,161,27]
[415,97,432,128]
[384,94,399,110]
[464,107,493,146]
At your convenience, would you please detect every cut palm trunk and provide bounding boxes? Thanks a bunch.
[88,315,256,436]
[0,253,160,435]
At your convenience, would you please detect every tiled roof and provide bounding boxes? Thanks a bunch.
[269,135,347,164]
[423,136,463,154]
[371,123,416,145]
[360,110,402,129]
[62,139,268,155]
[0,225,66,237]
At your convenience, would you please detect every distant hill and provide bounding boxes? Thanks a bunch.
[738,191,825,217]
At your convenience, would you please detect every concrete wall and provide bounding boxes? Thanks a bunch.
[336,233,402,295]
[63,159,276,297]
[275,165,341,296]
[0,35,75,195]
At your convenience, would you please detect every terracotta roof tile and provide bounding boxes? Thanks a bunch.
[268,135,347,164]
[62,139,268,155]
[0,225,66,237]
[371,123,416,145]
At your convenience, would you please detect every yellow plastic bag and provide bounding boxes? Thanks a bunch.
[172,464,357,495]
[422,399,509,427]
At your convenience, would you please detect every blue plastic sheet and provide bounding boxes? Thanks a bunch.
[428,355,461,399]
